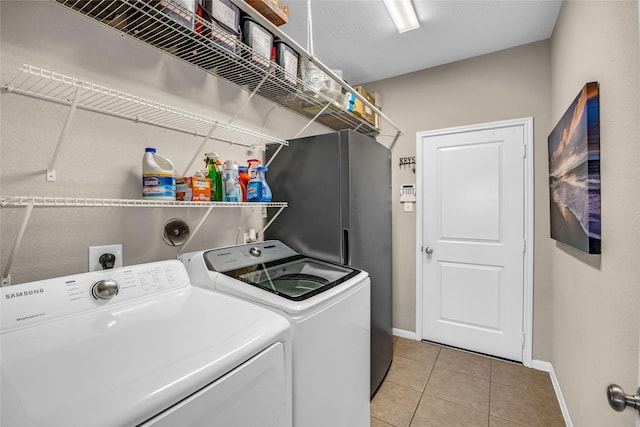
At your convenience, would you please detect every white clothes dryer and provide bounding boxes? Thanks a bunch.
[180,240,370,427]
[1,260,292,427]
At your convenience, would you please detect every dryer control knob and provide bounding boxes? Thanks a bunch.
[92,279,119,300]
[249,247,262,257]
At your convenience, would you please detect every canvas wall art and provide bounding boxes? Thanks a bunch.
[548,82,601,254]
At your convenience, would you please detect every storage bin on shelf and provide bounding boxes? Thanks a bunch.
[274,40,299,83]
[202,0,244,76]
[212,14,274,89]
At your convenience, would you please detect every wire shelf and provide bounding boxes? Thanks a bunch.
[2,64,288,149]
[52,0,380,136]
[0,196,287,209]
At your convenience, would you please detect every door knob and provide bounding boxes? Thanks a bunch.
[607,384,640,412]
[425,247,434,255]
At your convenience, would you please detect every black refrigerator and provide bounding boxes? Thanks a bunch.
[266,129,393,397]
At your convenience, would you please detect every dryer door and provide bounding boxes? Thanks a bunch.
[141,342,291,427]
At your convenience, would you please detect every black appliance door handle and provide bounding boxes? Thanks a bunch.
[343,228,350,265]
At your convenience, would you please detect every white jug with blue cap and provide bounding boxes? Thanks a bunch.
[142,147,176,201]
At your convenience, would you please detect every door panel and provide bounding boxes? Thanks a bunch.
[439,262,502,330]
[440,143,502,241]
[421,124,525,361]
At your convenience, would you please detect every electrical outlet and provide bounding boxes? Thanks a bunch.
[243,229,257,244]
[89,244,123,272]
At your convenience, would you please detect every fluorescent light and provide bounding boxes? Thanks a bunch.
[383,0,420,33]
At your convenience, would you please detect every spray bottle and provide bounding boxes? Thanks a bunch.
[245,158,262,202]
[246,171,262,202]
[247,159,261,180]
[257,165,272,202]
[205,153,223,201]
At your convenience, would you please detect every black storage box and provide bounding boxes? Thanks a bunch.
[204,0,240,34]
[240,15,273,70]
[273,40,299,85]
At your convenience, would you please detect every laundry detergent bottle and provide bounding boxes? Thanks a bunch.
[142,147,176,200]
[238,165,250,202]
[223,160,241,202]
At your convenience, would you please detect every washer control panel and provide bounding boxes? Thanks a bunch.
[204,240,297,272]
[1,260,188,330]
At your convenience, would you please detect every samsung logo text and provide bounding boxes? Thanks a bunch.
[5,288,45,299]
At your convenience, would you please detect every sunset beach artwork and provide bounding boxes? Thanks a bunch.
[548,82,601,254]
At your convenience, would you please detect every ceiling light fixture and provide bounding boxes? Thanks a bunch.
[382,0,420,34]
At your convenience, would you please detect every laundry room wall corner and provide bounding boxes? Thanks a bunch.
[365,40,553,362]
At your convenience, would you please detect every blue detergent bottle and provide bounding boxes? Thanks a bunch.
[246,169,262,202]
[257,166,272,202]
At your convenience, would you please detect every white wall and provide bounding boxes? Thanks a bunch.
[549,1,640,426]
[0,1,328,284]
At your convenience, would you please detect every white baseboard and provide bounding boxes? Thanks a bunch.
[392,328,416,340]
[531,359,551,372]
[532,360,573,427]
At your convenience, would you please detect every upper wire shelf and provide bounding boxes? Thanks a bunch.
[52,0,381,136]
[2,64,288,149]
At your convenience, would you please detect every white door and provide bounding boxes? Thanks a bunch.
[417,119,530,362]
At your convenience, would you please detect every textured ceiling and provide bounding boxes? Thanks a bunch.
[280,0,563,85]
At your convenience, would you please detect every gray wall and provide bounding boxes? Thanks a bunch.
[549,1,640,426]
[366,1,640,425]
[0,1,328,284]
[365,40,554,361]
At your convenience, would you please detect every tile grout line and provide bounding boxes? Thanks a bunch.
[488,358,493,426]
[407,345,442,427]
[429,345,493,424]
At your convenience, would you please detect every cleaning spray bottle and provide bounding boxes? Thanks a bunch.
[205,153,223,201]
[247,159,261,179]
[246,170,262,202]
[246,158,262,202]
[257,165,272,202]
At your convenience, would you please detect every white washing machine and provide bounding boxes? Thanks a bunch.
[1,260,292,427]
[180,240,371,427]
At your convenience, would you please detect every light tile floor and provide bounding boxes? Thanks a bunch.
[371,337,566,427]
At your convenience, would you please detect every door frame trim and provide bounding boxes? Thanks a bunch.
[415,117,534,367]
